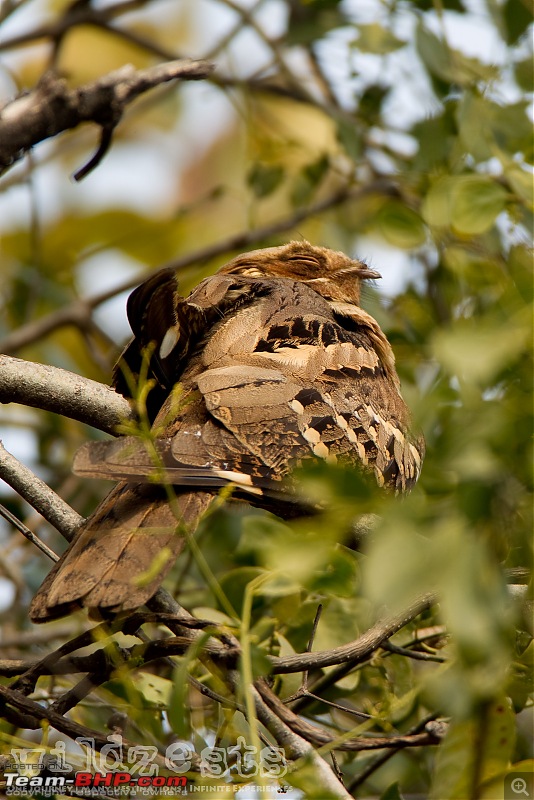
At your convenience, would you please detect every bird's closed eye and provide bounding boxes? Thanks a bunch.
[286,255,320,267]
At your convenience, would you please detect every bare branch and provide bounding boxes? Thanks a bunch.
[255,678,442,753]
[251,685,354,799]
[0,442,82,541]
[0,503,59,561]
[347,714,441,792]
[270,593,435,674]
[0,683,168,766]
[0,354,133,434]
[0,59,214,177]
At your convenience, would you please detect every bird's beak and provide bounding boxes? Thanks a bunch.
[358,267,381,280]
[338,264,381,280]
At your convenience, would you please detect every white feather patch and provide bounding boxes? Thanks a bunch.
[159,326,180,359]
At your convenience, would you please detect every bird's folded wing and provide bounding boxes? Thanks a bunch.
[75,312,423,493]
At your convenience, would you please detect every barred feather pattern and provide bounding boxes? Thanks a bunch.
[30,241,424,622]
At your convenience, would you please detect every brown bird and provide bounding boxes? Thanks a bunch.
[30,241,424,623]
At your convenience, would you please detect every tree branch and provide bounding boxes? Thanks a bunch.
[270,592,435,674]
[0,502,59,561]
[0,683,169,766]
[255,679,442,753]
[0,442,81,541]
[0,59,214,177]
[0,356,130,541]
[0,354,133,434]
[251,687,354,800]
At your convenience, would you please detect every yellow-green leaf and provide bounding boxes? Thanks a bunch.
[422,176,456,228]
[378,202,426,248]
[450,175,508,235]
[356,23,404,54]
[430,698,516,800]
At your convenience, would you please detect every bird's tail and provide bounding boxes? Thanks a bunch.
[29,484,213,623]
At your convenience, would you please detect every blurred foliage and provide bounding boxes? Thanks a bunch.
[0,0,532,797]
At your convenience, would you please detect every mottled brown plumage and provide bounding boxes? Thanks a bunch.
[30,241,424,623]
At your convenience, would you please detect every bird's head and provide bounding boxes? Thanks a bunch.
[220,240,380,305]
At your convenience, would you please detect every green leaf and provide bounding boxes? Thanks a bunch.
[358,84,390,123]
[421,175,457,228]
[450,175,508,235]
[457,91,532,162]
[503,0,534,44]
[290,154,330,206]
[105,672,172,710]
[515,57,534,92]
[248,641,274,679]
[437,531,514,673]
[312,597,364,655]
[364,518,437,611]
[508,641,534,712]
[287,1,346,46]
[416,21,499,86]
[307,546,357,596]
[355,23,404,54]
[380,782,405,800]
[247,163,285,198]
[378,201,427,248]
[133,672,173,707]
[412,107,457,171]
[432,317,529,384]
[336,118,362,161]
[505,166,534,206]
[429,698,516,799]
[219,566,267,613]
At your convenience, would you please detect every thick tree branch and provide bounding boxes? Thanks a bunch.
[251,687,354,800]
[0,356,129,539]
[0,59,214,177]
[0,355,133,434]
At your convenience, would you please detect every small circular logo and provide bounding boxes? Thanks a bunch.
[511,777,530,797]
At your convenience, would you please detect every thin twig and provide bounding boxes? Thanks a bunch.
[381,641,446,663]
[0,502,59,561]
[301,603,322,691]
[347,714,440,792]
[256,678,442,752]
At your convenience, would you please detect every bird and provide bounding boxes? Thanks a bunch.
[30,241,424,623]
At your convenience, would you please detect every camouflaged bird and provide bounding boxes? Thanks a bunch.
[30,241,424,622]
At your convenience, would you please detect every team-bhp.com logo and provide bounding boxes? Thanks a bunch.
[3,735,288,795]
